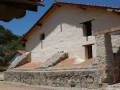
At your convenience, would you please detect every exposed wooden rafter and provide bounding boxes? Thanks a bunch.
[92,26,120,36]
[0,0,45,6]
[37,23,42,26]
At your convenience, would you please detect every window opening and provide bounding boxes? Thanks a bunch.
[83,21,92,36]
[87,45,92,59]
[40,33,45,40]
[85,45,93,60]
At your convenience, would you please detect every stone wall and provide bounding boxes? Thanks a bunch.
[39,51,69,68]
[8,52,31,69]
[93,34,114,68]
[111,35,120,53]
[92,34,120,83]
[4,69,106,89]
[4,34,120,89]
[111,35,120,83]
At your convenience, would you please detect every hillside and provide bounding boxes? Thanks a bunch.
[0,25,25,66]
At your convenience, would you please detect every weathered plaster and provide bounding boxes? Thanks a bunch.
[25,5,120,62]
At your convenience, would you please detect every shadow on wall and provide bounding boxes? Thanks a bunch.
[27,5,120,52]
[113,47,120,83]
[28,6,83,51]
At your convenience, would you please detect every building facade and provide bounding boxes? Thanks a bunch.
[20,2,120,62]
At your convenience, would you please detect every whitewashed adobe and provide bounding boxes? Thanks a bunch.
[20,1,120,62]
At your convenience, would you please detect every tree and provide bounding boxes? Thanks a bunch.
[0,25,25,66]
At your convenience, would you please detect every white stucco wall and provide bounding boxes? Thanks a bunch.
[26,5,120,62]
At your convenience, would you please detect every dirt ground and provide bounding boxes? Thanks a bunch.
[0,81,55,90]
[0,72,54,90]
[0,73,84,90]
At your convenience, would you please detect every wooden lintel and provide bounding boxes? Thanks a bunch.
[92,26,120,36]
[37,23,42,26]
[82,43,94,46]
[79,19,95,24]
[79,6,86,10]
[114,11,120,15]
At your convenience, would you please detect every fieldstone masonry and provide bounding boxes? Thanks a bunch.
[4,69,106,89]
[39,51,69,69]
[93,34,120,83]
[4,34,120,89]
[93,34,114,68]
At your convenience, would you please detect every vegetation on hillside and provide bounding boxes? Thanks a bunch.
[0,25,25,67]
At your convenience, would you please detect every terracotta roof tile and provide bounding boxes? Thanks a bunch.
[16,58,94,69]
[16,62,43,69]
[52,57,94,68]
[17,50,25,55]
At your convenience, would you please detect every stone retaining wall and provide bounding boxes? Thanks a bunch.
[4,69,106,89]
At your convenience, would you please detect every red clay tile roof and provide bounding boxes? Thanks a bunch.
[16,58,94,69]
[17,50,25,55]
[16,62,43,69]
[52,57,94,68]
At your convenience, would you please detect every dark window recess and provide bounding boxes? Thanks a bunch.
[83,21,92,36]
[40,33,45,40]
[87,45,92,59]
[22,44,26,47]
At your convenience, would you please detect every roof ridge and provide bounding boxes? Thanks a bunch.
[55,1,120,9]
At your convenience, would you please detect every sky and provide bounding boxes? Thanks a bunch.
[0,0,120,36]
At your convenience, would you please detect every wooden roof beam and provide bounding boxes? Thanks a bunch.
[92,26,120,36]
[0,0,45,6]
